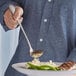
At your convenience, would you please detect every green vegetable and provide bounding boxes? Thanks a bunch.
[27,62,60,71]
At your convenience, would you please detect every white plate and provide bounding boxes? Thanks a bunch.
[12,62,76,76]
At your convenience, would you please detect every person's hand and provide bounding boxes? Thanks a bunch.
[58,61,76,70]
[4,6,23,29]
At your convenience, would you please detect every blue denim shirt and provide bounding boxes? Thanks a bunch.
[0,0,76,76]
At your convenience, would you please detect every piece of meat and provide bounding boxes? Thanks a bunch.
[58,61,76,70]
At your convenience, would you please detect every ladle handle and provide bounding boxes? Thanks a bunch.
[9,5,33,52]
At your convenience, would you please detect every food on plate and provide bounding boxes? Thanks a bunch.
[25,59,60,71]
[25,59,76,71]
[58,61,76,70]
[26,62,60,71]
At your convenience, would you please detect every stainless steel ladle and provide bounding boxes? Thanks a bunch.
[9,5,43,59]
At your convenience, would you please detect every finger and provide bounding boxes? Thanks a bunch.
[13,6,23,21]
[4,9,18,29]
[4,16,18,29]
[18,17,23,24]
[9,17,23,29]
[4,9,12,19]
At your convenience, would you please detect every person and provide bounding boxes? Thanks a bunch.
[0,0,76,76]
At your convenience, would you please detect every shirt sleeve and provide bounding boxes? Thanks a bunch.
[67,48,76,62]
[66,2,76,62]
[0,0,17,31]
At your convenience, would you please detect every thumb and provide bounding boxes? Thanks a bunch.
[13,6,23,21]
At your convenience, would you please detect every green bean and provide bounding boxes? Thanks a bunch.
[27,62,61,71]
